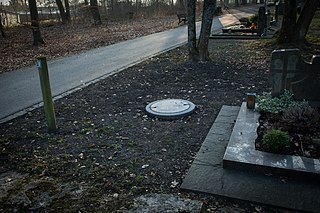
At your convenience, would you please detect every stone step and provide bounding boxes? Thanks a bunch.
[181,104,320,213]
[181,104,240,191]
[223,102,320,181]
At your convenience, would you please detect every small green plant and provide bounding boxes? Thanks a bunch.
[256,90,308,113]
[262,129,289,152]
[281,106,320,133]
[136,175,145,181]
[57,138,66,144]
[248,14,258,23]
[96,125,114,136]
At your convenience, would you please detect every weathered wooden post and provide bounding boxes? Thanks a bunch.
[37,57,57,132]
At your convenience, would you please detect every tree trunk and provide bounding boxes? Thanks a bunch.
[235,0,239,7]
[28,0,44,46]
[198,0,215,61]
[56,0,67,23]
[90,0,102,24]
[84,0,89,5]
[0,12,5,37]
[187,0,198,60]
[277,0,297,43]
[293,0,320,43]
[64,0,71,22]
[224,0,228,6]
[179,0,186,11]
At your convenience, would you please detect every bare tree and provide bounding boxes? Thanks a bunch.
[179,0,186,11]
[277,0,297,43]
[0,13,5,37]
[56,0,67,23]
[0,3,5,37]
[187,0,198,60]
[278,0,319,44]
[56,0,71,23]
[188,0,216,61]
[28,0,45,46]
[90,0,101,24]
[65,0,71,21]
[293,0,320,43]
[198,0,215,61]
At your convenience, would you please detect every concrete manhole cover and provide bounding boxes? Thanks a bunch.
[146,99,195,119]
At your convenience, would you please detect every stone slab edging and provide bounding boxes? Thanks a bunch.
[210,34,274,39]
[181,105,320,213]
[223,102,320,180]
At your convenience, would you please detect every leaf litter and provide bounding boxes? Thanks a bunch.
[0,27,290,212]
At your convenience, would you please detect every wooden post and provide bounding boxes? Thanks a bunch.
[37,57,57,132]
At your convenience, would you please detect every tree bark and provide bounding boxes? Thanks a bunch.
[235,0,239,7]
[198,0,215,61]
[179,0,186,11]
[56,0,67,23]
[277,0,297,43]
[293,0,320,43]
[224,0,228,6]
[28,0,44,46]
[0,12,5,37]
[64,0,71,22]
[90,0,102,25]
[187,0,198,60]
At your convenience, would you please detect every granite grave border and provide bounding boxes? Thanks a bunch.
[223,102,320,180]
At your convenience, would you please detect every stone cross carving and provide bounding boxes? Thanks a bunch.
[270,49,320,104]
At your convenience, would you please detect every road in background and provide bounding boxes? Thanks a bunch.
[0,4,259,123]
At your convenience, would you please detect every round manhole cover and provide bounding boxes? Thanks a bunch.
[146,99,195,119]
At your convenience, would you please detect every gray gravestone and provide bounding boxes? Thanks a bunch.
[270,49,320,104]
[302,55,320,102]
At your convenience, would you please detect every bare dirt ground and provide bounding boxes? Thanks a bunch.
[256,109,320,158]
[3,10,320,212]
[1,37,294,212]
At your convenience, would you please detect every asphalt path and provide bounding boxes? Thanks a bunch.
[0,5,259,123]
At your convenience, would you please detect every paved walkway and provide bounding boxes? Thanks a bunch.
[0,5,259,123]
